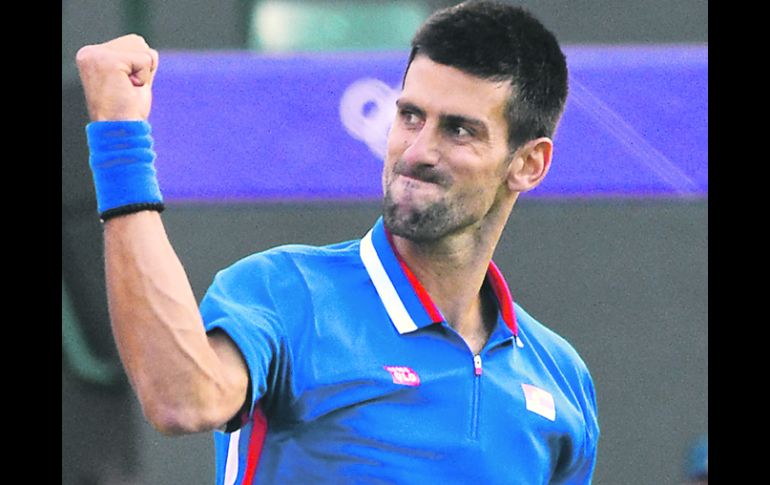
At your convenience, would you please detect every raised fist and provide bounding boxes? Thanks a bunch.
[76,34,159,122]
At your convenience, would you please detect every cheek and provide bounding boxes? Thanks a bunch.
[454,160,509,202]
[385,125,408,159]
[382,142,400,186]
[383,129,409,179]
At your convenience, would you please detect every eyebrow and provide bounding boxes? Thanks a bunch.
[396,99,489,136]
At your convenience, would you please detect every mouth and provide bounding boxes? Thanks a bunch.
[390,174,447,198]
[397,173,437,186]
[387,157,451,187]
[393,166,449,188]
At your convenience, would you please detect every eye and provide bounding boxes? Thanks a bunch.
[446,123,473,140]
[399,108,422,128]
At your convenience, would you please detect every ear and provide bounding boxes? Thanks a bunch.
[506,137,553,193]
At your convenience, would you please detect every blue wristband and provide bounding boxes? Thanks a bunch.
[86,120,164,219]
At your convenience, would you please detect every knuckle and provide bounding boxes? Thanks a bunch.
[75,45,97,65]
[126,33,149,46]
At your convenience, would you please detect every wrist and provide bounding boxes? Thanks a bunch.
[86,120,164,221]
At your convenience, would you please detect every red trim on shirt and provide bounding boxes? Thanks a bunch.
[384,228,444,322]
[487,260,518,336]
[242,406,268,484]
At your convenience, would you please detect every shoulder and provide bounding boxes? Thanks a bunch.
[200,238,363,333]
[205,238,362,306]
[514,303,591,376]
[515,303,600,439]
[215,238,361,282]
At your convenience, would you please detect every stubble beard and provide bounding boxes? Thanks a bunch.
[382,175,476,243]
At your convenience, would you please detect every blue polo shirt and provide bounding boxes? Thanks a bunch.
[200,217,599,484]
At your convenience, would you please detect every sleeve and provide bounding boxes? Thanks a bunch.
[580,368,600,483]
[563,365,600,485]
[199,253,289,429]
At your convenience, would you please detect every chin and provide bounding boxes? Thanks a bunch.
[382,194,456,243]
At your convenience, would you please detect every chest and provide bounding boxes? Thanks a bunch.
[265,311,587,472]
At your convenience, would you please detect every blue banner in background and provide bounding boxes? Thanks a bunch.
[149,45,707,202]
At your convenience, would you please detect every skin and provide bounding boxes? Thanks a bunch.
[75,36,553,435]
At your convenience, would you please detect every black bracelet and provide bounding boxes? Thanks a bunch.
[99,202,166,223]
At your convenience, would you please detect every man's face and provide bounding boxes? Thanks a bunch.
[382,55,515,242]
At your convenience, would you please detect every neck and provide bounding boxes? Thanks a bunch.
[390,202,513,353]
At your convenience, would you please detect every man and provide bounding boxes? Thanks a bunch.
[75,1,599,483]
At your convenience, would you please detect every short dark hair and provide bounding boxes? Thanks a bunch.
[405,0,568,151]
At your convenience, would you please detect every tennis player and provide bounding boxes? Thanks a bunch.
[75,1,599,483]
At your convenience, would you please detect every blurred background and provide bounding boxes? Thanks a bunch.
[62,1,707,484]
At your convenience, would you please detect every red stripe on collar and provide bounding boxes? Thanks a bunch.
[487,260,518,337]
[384,228,444,323]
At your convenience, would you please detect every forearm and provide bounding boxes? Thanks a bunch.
[103,210,246,434]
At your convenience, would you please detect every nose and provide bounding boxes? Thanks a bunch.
[400,122,440,167]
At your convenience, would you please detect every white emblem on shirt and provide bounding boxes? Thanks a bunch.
[521,383,556,421]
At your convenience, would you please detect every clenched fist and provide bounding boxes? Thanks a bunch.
[76,34,159,122]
